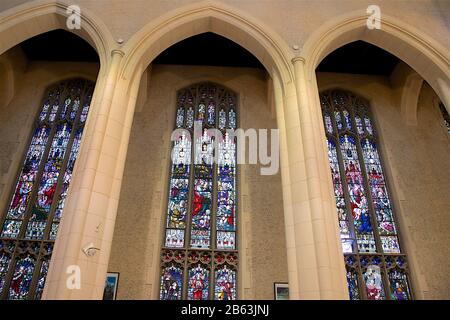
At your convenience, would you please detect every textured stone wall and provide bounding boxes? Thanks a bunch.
[108,64,289,300]
[317,72,450,299]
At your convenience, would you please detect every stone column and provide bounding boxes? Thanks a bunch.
[42,48,141,299]
[290,57,348,299]
[273,57,348,299]
[273,74,319,299]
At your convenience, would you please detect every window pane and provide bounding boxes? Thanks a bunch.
[321,90,412,300]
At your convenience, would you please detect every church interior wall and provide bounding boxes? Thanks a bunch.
[108,64,289,300]
[317,72,450,299]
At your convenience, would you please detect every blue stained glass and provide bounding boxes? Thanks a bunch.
[48,101,59,122]
[216,133,236,248]
[171,132,191,177]
[327,138,354,253]
[7,126,50,219]
[197,103,206,123]
[207,102,215,125]
[1,220,22,238]
[389,269,410,300]
[219,109,226,130]
[190,129,214,249]
[347,269,360,300]
[176,107,184,128]
[53,129,82,224]
[343,110,352,130]
[0,253,11,295]
[228,109,236,129]
[364,117,373,135]
[324,114,333,134]
[39,101,50,122]
[49,223,59,240]
[322,90,412,301]
[361,138,400,252]
[162,83,239,300]
[335,111,343,130]
[69,96,81,120]
[60,97,71,119]
[188,264,209,300]
[165,132,191,248]
[25,221,46,239]
[214,265,236,300]
[167,179,188,229]
[32,123,72,222]
[8,256,35,300]
[186,107,194,129]
[34,260,49,300]
[160,265,183,300]
[191,179,212,231]
[355,116,364,136]
[80,98,90,123]
[0,79,94,300]
[340,135,375,253]
[217,191,235,231]
[380,236,400,253]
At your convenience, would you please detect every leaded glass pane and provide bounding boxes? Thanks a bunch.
[8,256,35,300]
[161,83,238,300]
[321,90,412,300]
[0,79,94,300]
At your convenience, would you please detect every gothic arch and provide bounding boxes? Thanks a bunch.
[0,1,114,67]
[302,10,450,114]
[119,0,295,92]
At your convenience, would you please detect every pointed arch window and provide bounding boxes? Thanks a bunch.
[320,90,412,300]
[160,82,238,300]
[0,79,94,300]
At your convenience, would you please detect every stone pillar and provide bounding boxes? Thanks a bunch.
[273,74,320,299]
[290,57,348,299]
[273,57,348,299]
[42,49,140,299]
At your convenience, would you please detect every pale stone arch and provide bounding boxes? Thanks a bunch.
[301,16,450,298]
[119,0,295,92]
[302,10,450,114]
[391,63,424,126]
[109,1,311,299]
[0,1,114,67]
[141,73,269,299]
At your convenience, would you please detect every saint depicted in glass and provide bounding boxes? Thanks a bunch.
[321,90,412,300]
[161,83,238,300]
[0,79,94,299]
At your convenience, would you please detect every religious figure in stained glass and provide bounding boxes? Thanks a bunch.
[321,89,412,300]
[0,79,94,300]
[161,83,238,300]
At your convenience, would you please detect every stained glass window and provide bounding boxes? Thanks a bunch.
[160,83,238,300]
[0,79,94,299]
[321,90,412,300]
